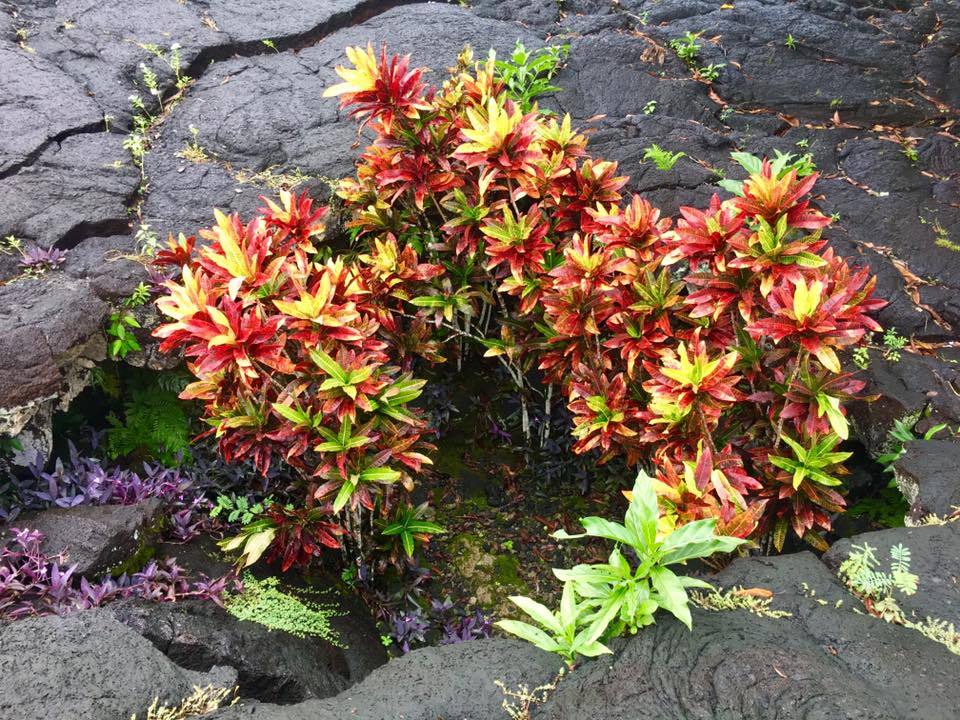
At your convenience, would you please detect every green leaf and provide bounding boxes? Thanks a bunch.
[508,595,563,635]
[650,566,692,629]
[332,480,355,514]
[401,532,415,558]
[309,348,349,383]
[625,470,659,552]
[240,528,276,567]
[659,519,746,565]
[495,620,560,653]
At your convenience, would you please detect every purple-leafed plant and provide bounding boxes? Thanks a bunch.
[18,246,67,276]
[0,527,236,621]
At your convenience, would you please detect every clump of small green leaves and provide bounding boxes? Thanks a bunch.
[643,144,686,171]
[225,574,344,643]
[380,502,445,558]
[132,685,238,720]
[690,585,792,619]
[838,542,918,602]
[901,139,919,164]
[210,494,272,526]
[107,283,151,359]
[1,235,22,255]
[669,32,701,65]
[696,63,724,82]
[876,414,946,472]
[493,41,569,112]
[881,327,907,362]
[643,100,657,115]
[106,377,193,465]
[785,34,796,49]
[496,471,746,665]
[852,345,870,370]
[261,38,279,53]
[135,223,161,257]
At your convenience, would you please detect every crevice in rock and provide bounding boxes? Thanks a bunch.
[0,121,108,181]
[54,217,133,251]
[172,0,424,106]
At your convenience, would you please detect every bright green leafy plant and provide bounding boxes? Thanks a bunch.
[497,471,746,664]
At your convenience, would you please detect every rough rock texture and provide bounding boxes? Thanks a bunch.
[206,638,562,720]
[19,498,164,577]
[893,439,960,521]
[2,0,958,461]
[0,610,236,720]
[107,598,376,704]
[825,523,960,628]
[540,552,960,720]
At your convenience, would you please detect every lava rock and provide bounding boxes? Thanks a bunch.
[540,551,960,720]
[19,499,164,578]
[824,523,960,628]
[847,350,960,458]
[893,439,960,521]
[207,638,562,720]
[0,610,236,720]
[107,598,378,704]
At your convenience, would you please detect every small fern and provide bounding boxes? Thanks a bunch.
[838,542,919,600]
[106,381,193,466]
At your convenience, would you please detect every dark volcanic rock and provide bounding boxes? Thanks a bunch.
[207,638,561,720]
[107,598,380,704]
[893,439,960,522]
[825,523,960,628]
[847,350,960,458]
[19,499,164,577]
[540,552,960,720]
[150,3,543,186]
[0,610,236,720]
[0,131,138,247]
[0,41,103,176]
[0,276,109,434]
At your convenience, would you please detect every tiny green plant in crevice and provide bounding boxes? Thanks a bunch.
[261,38,279,53]
[224,573,345,643]
[932,222,960,253]
[785,34,797,49]
[696,63,724,82]
[135,223,161,257]
[881,327,907,362]
[852,345,870,370]
[642,144,686,171]
[176,125,210,164]
[643,100,657,115]
[900,139,919,165]
[876,414,947,472]
[493,40,570,113]
[107,282,151,359]
[690,585,792,619]
[669,31,701,65]
[131,685,238,720]
[496,471,746,665]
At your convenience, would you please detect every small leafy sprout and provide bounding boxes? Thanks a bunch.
[643,144,686,171]
[852,345,870,370]
[381,502,446,557]
[785,34,796,49]
[497,471,746,665]
[643,100,657,115]
[493,41,570,112]
[875,415,947,472]
[669,32,701,65]
[719,106,734,122]
[830,97,843,108]
[503,539,515,552]
[18,246,68,277]
[901,139,919,164]
[696,63,724,82]
[135,223,160,256]
[210,493,272,525]
[795,138,810,149]
[176,125,209,163]
[262,39,279,53]
[106,283,150,359]
[882,327,907,362]
[1,235,23,255]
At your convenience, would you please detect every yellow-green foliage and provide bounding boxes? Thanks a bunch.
[224,573,344,644]
[131,685,237,720]
[690,586,793,619]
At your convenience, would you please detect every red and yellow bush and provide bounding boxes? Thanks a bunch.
[155,44,884,563]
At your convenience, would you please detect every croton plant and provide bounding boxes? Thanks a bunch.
[153,43,883,568]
